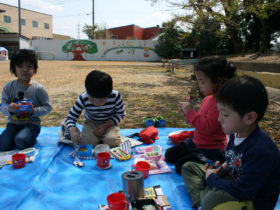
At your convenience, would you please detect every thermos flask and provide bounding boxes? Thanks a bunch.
[122,171,144,202]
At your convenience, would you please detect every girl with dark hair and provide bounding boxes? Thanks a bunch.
[165,56,236,174]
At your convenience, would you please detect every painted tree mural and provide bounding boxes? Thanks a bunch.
[62,40,98,60]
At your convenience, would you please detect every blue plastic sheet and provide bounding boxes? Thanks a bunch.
[0,126,279,210]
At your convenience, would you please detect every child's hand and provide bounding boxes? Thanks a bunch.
[69,127,81,145]
[205,167,220,179]
[179,102,193,115]
[93,124,107,136]
[8,103,19,113]
[206,160,221,169]
[206,160,227,177]
[93,120,114,136]
[28,104,34,115]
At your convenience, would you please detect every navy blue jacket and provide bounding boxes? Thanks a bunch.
[207,127,280,210]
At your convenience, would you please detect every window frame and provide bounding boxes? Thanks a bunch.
[32,20,38,28]
[44,23,49,29]
[21,18,26,26]
[4,15,11,23]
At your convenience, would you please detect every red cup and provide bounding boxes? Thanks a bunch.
[12,153,26,169]
[107,192,129,210]
[97,152,110,169]
[132,161,150,178]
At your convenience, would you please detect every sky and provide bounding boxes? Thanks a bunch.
[1,0,180,39]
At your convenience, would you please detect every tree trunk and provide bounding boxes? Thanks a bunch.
[226,26,242,53]
[260,19,269,53]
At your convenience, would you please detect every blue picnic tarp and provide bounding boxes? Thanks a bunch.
[0,126,279,210]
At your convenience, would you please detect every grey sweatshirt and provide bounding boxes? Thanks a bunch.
[1,80,52,126]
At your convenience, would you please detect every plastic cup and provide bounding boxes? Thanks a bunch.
[12,153,26,169]
[132,161,150,178]
[97,152,110,169]
[107,192,129,210]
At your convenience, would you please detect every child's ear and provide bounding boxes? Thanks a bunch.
[244,111,258,125]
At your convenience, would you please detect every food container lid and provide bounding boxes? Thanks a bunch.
[122,171,144,181]
[93,144,110,157]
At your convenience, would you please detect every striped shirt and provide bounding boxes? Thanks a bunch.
[65,90,125,129]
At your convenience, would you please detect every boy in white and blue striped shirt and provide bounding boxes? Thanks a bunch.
[64,70,125,147]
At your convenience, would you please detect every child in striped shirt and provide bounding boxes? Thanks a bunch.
[63,70,125,147]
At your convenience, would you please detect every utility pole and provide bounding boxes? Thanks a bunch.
[92,0,94,26]
[92,0,95,39]
[77,23,80,40]
[18,0,21,35]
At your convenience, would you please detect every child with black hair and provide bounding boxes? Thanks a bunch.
[0,49,52,151]
[63,70,125,147]
[182,75,280,210]
[165,56,236,174]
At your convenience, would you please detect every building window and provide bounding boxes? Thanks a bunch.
[4,16,11,23]
[32,21,38,28]
[21,19,26,26]
[112,35,118,39]
[44,23,49,29]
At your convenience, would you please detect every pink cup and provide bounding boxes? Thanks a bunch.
[97,152,110,169]
[132,161,150,178]
[12,153,26,169]
[107,192,129,210]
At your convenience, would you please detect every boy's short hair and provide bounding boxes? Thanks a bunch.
[85,70,113,98]
[217,75,268,121]
[10,49,38,76]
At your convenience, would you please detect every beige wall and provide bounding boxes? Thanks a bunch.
[0,3,52,39]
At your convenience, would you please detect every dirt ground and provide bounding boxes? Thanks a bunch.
[0,59,279,148]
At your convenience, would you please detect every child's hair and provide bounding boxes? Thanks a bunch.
[10,49,38,76]
[217,75,268,122]
[85,70,113,98]
[196,56,236,89]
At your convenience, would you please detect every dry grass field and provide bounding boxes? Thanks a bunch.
[0,60,197,128]
[0,60,279,148]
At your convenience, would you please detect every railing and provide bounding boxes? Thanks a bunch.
[168,58,199,74]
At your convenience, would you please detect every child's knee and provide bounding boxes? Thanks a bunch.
[164,147,175,162]
[211,201,254,210]
[164,145,184,163]
[200,188,241,210]
[15,136,36,149]
[101,126,121,147]
[102,135,121,147]
[181,161,194,174]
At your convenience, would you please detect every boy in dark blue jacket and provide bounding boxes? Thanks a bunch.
[182,75,280,210]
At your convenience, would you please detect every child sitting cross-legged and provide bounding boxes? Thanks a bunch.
[182,75,280,210]
[62,70,125,147]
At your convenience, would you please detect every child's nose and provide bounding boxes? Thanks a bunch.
[218,114,222,122]
[21,66,29,72]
